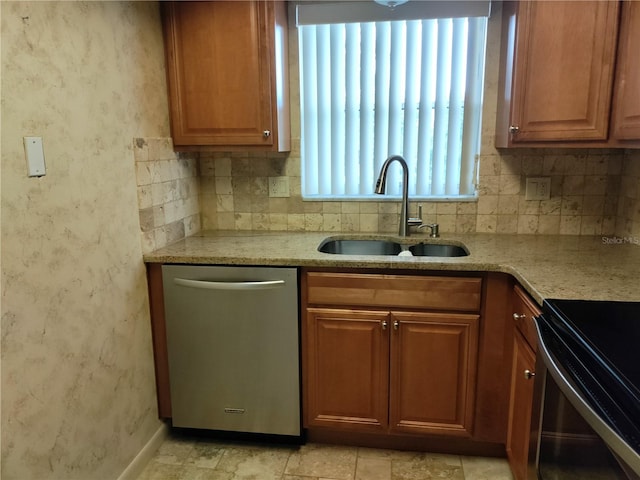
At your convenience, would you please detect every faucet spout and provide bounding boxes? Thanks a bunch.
[375,155,411,237]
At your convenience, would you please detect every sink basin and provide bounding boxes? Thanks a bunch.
[318,238,469,257]
[409,243,469,257]
[318,239,402,255]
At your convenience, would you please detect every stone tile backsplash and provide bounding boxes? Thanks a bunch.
[475,149,623,235]
[134,137,200,253]
[196,147,635,237]
[135,144,638,242]
[618,150,640,238]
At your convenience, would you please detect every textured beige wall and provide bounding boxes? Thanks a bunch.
[1,2,169,479]
[199,3,635,238]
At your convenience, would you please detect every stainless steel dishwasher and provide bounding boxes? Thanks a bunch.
[162,265,300,437]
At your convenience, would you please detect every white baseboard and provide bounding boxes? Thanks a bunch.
[117,422,169,480]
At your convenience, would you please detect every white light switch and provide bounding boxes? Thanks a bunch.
[23,136,46,177]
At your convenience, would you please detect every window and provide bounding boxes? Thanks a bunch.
[297,1,489,200]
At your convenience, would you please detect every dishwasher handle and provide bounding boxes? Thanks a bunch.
[173,277,286,291]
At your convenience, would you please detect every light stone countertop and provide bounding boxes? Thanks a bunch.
[143,230,640,305]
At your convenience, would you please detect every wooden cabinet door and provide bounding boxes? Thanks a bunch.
[498,1,619,145]
[389,311,479,437]
[304,308,390,431]
[506,331,537,480]
[611,1,640,142]
[162,1,289,150]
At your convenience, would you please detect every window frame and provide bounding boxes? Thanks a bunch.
[295,1,489,201]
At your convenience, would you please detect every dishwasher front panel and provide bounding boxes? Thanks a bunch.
[162,265,300,436]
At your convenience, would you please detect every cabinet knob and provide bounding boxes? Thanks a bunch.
[263,130,271,138]
[524,369,535,380]
[393,320,399,330]
[382,320,388,330]
[509,125,520,134]
[513,313,526,321]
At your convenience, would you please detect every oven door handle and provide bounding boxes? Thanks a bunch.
[534,315,640,475]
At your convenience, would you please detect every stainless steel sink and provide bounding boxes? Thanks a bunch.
[318,239,402,255]
[409,243,468,257]
[318,238,469,257]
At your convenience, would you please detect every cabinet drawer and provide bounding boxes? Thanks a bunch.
[306,272,482,312]
[512,285,541,351]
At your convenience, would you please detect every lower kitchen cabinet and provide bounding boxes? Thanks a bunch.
[305,308,390,431]
[305,308,479,437]
[303,271,482,440]
[507,330,536,480]
[506,285,542,480]
[390,311,479,437]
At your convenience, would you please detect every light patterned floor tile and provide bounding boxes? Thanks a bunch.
[356,456,392,480]
[178,465,234,480]
[215,445,292,479]
[136,434,515,480]
[460,456,514,480]
[391,452,464,480]
[357,447,416,460]
[153,436,198,466]
[184,442,226,469]
[284,443,357,479]
[137,462,187,480]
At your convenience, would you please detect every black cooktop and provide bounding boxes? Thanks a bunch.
[541,299,640,454]
[544,299,640,391]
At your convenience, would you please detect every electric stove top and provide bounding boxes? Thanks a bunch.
[540,299,640,455]
[544,299,640,391]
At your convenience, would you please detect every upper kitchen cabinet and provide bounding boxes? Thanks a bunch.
[161,1,290,151]
[611,1,640,141]
[496,1,639,148]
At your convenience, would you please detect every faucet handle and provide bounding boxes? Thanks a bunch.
[407,204,423,227]
[418,223,440,238]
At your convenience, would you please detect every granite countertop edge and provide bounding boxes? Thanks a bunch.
[143,230,640,305]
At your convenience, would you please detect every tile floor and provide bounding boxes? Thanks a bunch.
[137,431,514,480]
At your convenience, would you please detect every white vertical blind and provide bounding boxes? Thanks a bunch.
[431,18,451,197]
[403,20,420,196]
[445,18,466,196]
[373,21,390,181]
[330,24,346,195]
[299,13,488,200]
[300,26,318,196]
[416,19,436,196]
[460,17,487,196]
[358,23,375,196]
[316,24,331,195]
[345,23,360,195]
